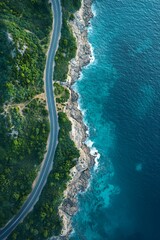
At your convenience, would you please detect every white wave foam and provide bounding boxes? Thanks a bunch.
[78,105,86,118]
[74,83,100,171]
[78,71,84,81]
[88,24,93,34]
[89,43,96,64]
[86,130,89,135]
[87,23,97,66]
[83,41,97,68]
[85,139,94,148]
[93,149,101,171]
[85,138,101,171]
[92,4,97,17]
[71,3,100,172]
[75,92,101,171]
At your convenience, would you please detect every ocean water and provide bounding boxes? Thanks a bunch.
[70,0,160,240]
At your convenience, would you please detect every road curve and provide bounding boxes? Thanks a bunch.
[0,0,62,239]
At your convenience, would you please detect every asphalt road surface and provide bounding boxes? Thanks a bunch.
[0,0,62,239]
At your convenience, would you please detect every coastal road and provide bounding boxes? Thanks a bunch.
[0,0,62,239]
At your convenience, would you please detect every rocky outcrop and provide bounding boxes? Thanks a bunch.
[57,0,94,239]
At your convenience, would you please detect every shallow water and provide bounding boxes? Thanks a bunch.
[70,0,160,239]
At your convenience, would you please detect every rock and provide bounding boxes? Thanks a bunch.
[57,0,95,239]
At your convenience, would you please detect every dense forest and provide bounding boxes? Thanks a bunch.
[1,0,81,238]
[0,0,52,227]
[9,0,81,238]
[9,112,80,240]
[54,0,81,81]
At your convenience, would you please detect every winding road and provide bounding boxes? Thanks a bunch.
[0,0,62,239]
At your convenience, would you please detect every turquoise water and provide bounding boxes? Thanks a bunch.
[70,0,160,239]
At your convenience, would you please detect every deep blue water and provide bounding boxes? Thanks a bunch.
[70,0,160,239]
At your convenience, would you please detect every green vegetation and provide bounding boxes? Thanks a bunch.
[54,82,70,103]
[9,112,79,240]
[54,0,81,81]
[0,0,52,103]
[1,0,81,238]
[61,0,81,14]
[0,0,52,227]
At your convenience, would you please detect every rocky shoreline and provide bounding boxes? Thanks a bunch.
[57,0,95,238]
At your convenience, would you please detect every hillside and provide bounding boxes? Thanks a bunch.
[0,0,52,227]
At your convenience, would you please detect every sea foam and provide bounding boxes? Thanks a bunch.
[73,83,101,172]
[72,0,100,176]
[85,138,101,171]
[92,3,97,17]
